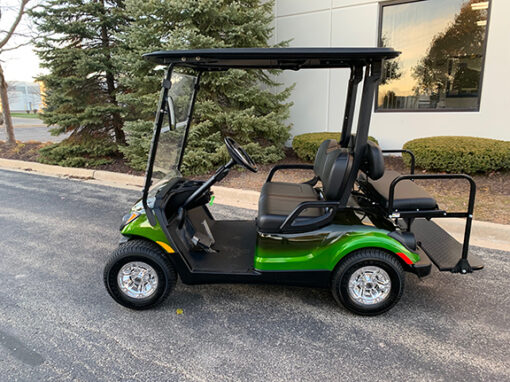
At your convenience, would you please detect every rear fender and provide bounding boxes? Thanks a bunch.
[328,230,420,269]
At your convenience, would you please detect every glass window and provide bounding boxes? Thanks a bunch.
[376,0,490,111]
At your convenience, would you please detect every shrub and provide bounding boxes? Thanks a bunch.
[39,136,118,168]
[292,132,378,161]
[403,136,510,174]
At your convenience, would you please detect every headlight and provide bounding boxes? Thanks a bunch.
[120,211,140,229]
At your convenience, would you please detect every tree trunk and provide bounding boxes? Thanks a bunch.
[0,63,16,145]
[100,0,125,145]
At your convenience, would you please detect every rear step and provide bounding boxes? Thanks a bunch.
[411,219,483,273]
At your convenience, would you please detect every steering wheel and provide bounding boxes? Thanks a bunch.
[224,137,258,173]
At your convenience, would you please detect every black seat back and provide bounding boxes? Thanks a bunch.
[313,139,353,201]
[313,139,338,178]
[360,140,385,180]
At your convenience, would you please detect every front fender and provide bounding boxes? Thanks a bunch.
[120,212,174,253]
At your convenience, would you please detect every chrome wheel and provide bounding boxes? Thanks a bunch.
[117,261,159,299]
[348,266,391,306]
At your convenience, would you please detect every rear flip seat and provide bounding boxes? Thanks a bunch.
[367,170,437,211]
[360,141,438,211]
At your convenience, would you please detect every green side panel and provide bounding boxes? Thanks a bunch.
[121,211,170,246]
[255,224,420,271]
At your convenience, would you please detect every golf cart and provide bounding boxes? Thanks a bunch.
[103,48,483,315]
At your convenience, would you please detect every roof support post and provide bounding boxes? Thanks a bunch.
[339,66,363,148]
[353,61,381,153]
[339,61,382,206]
[143,64,174,226]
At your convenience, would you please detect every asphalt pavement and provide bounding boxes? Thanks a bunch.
[0,117,69,142]
[0,169,509,381]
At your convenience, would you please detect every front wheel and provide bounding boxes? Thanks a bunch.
[103,240,177,310]
[331,249,405,316]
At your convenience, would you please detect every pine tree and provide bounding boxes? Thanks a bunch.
[31,0,128,145]
[117,0,293,174]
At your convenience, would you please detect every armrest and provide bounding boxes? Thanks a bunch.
[266,164,314,183]
[382,149,416,174]
[279,200,342,233]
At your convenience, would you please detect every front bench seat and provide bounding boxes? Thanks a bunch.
[257,193,323,232]
[257,139,352,232]
[259,139,338,200]
[360,141,438,211]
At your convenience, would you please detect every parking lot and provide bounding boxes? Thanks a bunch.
[0,117,69,143]
[0,169,509,381]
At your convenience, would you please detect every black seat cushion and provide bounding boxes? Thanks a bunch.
[367,170,438,211]
[260,182,319,199]
[257,186,322,232]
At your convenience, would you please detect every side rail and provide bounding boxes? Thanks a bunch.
[265,164,317,184]
[279,201,343,233]
[388,174,476,273]
[382,149,416,174]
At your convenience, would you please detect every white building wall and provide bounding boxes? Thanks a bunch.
[273,0,510,148]
[7,81,43,112]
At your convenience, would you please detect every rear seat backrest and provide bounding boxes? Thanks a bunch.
[360,140,385,181]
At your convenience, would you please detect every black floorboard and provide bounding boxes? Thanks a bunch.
[185,220,257,273]
[412,219,483,271]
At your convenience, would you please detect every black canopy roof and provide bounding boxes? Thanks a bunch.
[143,47,400,70]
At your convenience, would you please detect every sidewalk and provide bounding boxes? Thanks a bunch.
[0,157,508,252]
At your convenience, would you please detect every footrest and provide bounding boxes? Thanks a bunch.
[411,219,483,272]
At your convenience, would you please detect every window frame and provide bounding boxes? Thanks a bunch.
[375,0,492,113]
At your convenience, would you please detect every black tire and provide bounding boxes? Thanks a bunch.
[331,249,405,316]
[103,240,177,310]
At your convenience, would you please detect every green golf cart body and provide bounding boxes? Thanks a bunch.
[104,48,483,316]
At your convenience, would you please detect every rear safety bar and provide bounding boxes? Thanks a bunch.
[388,173,476,274]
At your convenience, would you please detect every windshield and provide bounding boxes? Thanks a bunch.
[152,72,197,183]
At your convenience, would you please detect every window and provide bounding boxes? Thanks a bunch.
[376,0,490,112]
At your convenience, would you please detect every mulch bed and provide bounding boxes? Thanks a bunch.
[1,140,508,224]
[0,141,144,176]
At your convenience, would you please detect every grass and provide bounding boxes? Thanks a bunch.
[11,112,41,119]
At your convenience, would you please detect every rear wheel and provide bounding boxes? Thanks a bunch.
[331,249,405,316]
[104,240,177,310]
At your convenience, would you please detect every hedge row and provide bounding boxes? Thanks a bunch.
[403,136,510,174]
[292,132,378,161]
[292,133,509,174]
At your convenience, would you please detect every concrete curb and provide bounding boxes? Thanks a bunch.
[1,158,508,252]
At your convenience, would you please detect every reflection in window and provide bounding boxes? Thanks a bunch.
[377,0,490,111]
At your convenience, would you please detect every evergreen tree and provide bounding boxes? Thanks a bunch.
[117,0,293,174]
[31,0,128,145]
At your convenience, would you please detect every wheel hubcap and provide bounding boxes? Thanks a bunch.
[347,266,391,305]
[117,262,159,299]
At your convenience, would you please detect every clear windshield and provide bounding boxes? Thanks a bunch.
[152,72,197,183]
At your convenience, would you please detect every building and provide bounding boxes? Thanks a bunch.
[271,0,509,148]
[6,81,43,113]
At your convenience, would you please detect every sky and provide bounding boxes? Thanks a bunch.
[1,0,43,83]
[3,45,41,82]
